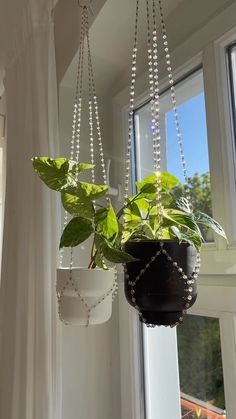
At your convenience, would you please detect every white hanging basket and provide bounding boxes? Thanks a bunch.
[57,267,116,326]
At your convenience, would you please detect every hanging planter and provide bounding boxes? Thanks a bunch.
[124,241,197,326]
[31,0,227,328]
[120,170,226,326]
[119,0,227,327]
[31,5,135,326]
[57,267,116,326]
[31,154,134,327]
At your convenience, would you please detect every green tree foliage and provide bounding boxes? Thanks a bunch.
[177,173,225,416]
[177,315,226,413]
[174,172,212,241]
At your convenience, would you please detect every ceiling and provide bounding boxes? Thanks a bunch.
[62,0,236,95]
[62,0,184,92]
[0,0,235,96]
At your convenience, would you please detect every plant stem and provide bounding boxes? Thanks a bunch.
[88,257,97,269]
[90,238,96,259]
[116,192,142,219]
[88,238,97,269]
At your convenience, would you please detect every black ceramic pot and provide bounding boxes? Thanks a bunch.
[124,240,198,326]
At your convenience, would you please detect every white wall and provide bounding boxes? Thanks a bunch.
[58,85,121,419]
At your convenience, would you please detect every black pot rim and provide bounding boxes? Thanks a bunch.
[126,239,192,246]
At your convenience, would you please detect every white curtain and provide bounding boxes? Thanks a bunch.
[0,1,62,418]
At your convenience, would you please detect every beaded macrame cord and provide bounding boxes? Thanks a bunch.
[123,0,201,327]
[57,5,117,326]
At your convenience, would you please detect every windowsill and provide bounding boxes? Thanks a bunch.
[198,274,236,286]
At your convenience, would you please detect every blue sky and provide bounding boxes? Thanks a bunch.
[166,92,209,182]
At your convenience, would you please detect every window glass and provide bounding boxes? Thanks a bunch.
[177,315,226,419]
[134,70,213,241]
[166,93,209,183]
[133,70,222,419]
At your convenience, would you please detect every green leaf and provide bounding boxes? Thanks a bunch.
[94,250,108,270]
[194,212,227,241]
[61,192,94,218]
[136,173,157,193]
[95,202,119,243]
[122,220,156,242]
[161,172,180,191]
[160,228,172,240]
[149,213,160,233]
[124,202,142,222]
[138,182,157,194]
[122,219,146,243]
[133,197,150,212]
[123,220,141,230]
[171,197,192,213]
[121,228,136,243]
[163,209,202,236]
[76,162,94,172]
[170,226,202,251]
[103,243,137,263]
[32,157,72,191]
[158,192,173,207]
[60,217,93,248]
[62,181,108,200]
[140,222,155,239]
[95,235,137,263]
[136,171,179,194]
[78,181,108,199]
[60,185,78,195]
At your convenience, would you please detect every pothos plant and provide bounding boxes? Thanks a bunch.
[32,157,136,269]
[121,171,227,251]
[32,157,227,269]
[121,170,227,326]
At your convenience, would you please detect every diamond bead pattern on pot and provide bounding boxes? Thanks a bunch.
[124,241,200,327]
[57,267,118,327]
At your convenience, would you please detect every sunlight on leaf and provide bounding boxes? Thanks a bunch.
[61,192,94,218]
[136,171,179,194]
[32,157,71,191]
[95,202,119,243]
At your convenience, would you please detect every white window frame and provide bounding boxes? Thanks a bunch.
[112,2,236,419]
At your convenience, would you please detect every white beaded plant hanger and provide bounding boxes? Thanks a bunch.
[123,0,200,327]
[57,4,117,327]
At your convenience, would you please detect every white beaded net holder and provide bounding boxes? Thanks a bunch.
[57,3,118,327]
[123,0,201,328]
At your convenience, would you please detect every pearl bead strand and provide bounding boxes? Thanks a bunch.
[123,0,139,208]
[58,5,117,325]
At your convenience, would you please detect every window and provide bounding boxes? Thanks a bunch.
[134,69,219,419]
[134,70,213,241]
[131,61,236,418]
[177,315,226,419]
[115,10,236,419]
